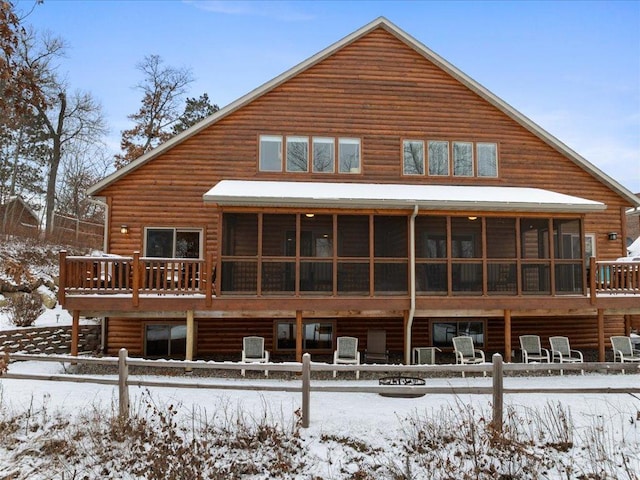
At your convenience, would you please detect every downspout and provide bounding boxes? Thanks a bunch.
[405,204,419,365]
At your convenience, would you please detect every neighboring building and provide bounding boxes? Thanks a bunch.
[0,196,39,237]
[59,18,640,363]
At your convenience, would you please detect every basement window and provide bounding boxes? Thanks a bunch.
[145,324,186,358]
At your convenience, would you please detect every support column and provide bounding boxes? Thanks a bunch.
[186,310,195,362]
[403,311,410,365]
[624,314,632,336]
[597,309,605,362]
[71,310,80,356]
[296,310,303,363]
[504,309,512,363]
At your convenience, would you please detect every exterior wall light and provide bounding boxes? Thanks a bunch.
[608,232,618,240]
[120,225,129,234]
[305,213,315,218]
[468,216,478,221]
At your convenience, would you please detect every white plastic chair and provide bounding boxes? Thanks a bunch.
[452,336,485,377]
[333,336,360,379]
[519,335,550,363]
[611,336,640,363]
[549,336,583,375]
[241,336,269,377]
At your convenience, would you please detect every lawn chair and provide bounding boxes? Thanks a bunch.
[452,336,485,377]
[610,336,640,367]
[333,336,360,379]
[241,336,269,377]
[519,335,550,363]
[364,329,389,363]
[549,336,583,375]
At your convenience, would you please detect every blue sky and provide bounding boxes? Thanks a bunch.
[22,0,640,193]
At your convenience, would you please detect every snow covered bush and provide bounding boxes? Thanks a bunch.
[2,292,43,327]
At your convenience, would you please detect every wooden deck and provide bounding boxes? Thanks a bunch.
[58,252,640,315]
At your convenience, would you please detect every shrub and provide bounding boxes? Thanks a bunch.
[2,292,43,327]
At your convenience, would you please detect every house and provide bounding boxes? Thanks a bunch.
[0,196,39,237]
[58,18,640,364]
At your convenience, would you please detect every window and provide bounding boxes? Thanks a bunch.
[286,136,308,172]
[259,135,282,172]
[312,137,335,173]
[145,228,202,258]
[428,141,449,176]
[432,320,484,348]
[338,138,360,173]
[145,324,186,357]
[276,320,334,351]
[453,142,473,176]
[403,140,424,175]
[477,143,498,177]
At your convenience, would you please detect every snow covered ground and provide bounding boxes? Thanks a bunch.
[1,356,639,479]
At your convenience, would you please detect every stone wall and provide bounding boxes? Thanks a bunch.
[0,323,101,355]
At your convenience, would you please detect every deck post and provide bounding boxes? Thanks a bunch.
[295,310,303,363]
[58,251,67,306]
[597,309,605,361]
[504,309,512,362]
[301,352,311,428]
[132,251,140,307]
[492,353,503,433]
[70,310,80,357]
[118,348,129,420]
[185,310,194,372]
[589,256,597,305]
[624,315,631,336]
[205,252,213,307]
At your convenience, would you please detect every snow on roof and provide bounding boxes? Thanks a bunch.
[628,236,640,256]
[203,180,606,212]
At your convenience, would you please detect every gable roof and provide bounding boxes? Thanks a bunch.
[89,17,640,207]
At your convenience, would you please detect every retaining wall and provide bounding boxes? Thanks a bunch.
[0,323,101,355]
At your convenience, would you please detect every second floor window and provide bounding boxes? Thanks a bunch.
[286,136,309,172]
[313,137,335,173]
[403,140,425,175]
[453,141,474,176]
[338,138,361,173]
[259,135,282,172]
[428,140,449,176]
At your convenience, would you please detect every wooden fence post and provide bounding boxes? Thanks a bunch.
[302,353,310,428]
[118,348,129,420]
[492,353,503,433]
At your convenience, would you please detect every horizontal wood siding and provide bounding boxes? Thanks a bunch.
[101,28,629,266]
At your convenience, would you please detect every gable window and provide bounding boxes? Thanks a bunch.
[453,141,474,176]
[259,135,282,172]
[403,140,424,175]
[338,138,361,173]
[145,228,202,258]
[428,140,449,176]
[312,137,335,173]
[286,136,308,172]
[477,143,498,177]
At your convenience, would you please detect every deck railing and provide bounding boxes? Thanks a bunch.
[59,252,638,304]
[59,251,215,305]
[590,257,640,303]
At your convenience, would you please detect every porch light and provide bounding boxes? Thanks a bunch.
[468,216,478,221]
[608,232,618,240]
[305,213,315,218]
[120,225,129,234]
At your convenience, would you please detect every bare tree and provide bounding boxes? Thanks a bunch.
[13,27,107,233]
[114,55,194,168]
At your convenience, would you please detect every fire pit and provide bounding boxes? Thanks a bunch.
[378,376,426,398]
